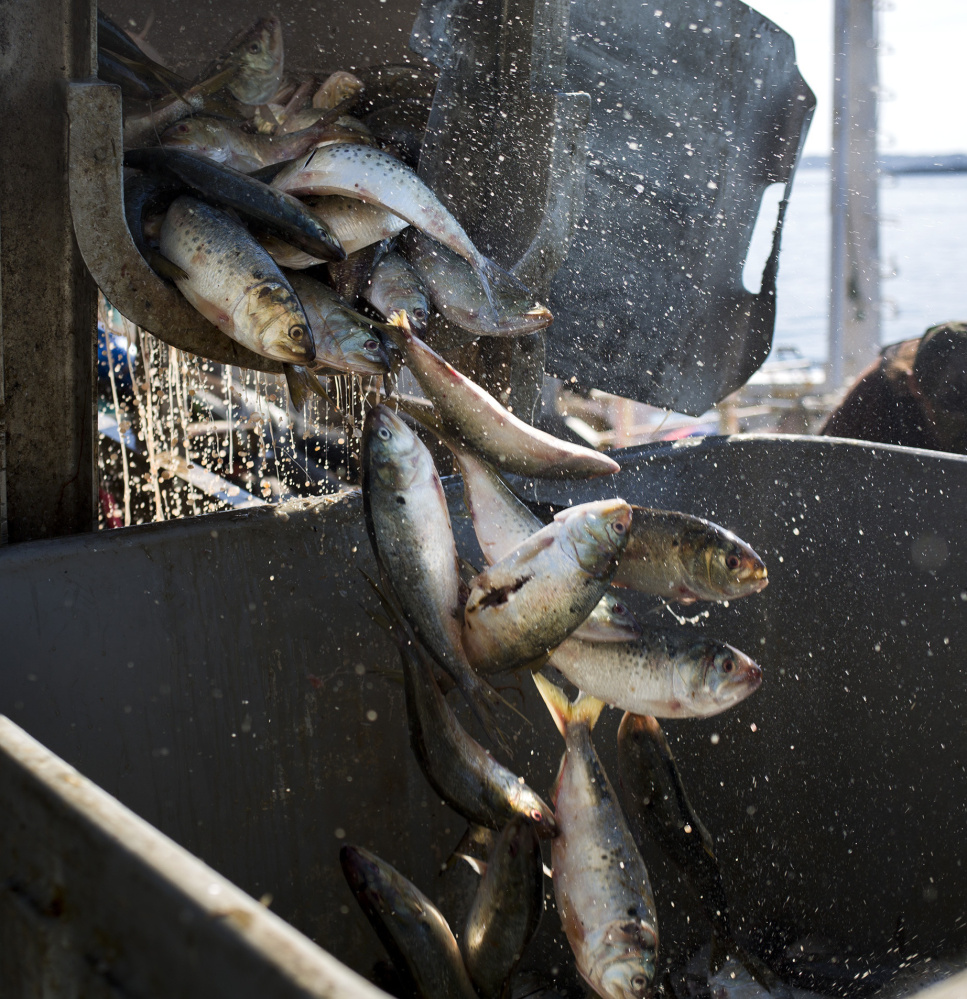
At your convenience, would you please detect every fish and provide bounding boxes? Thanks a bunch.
[403,229,553,336]
[205,15,285,106]
[462,499,632,674]
[617,714,730,942]
[708,961,816,999]
[160,108,360,174]
[271,143,525,317]
[613,509,767,603]
[328,244,383,304]
[158,196,315,365]
[361,404,510,747]
[390,620,556,836]
[286,272,389,375]
[340,845,479,999]
[307,195,410,257]
[451,442,640,643]
[534,673,659,999]
[363,250,430,332]
[385,317,620,479]
[461,818,545,999]
[548,629,762,719]
[313,70,365,110]
[125,147,345,262]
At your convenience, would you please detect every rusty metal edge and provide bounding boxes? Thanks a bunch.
[65,80,283,375]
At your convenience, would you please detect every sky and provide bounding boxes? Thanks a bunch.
[747,0,967,157]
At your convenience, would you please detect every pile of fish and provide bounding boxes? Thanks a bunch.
[94,12,943,999]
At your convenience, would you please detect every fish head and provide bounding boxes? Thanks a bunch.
[685,525,768,600]
[339,844,426,923]
[247,281,316,363]
[510,784,559,838]
[591,919,658,999]
[160,118,229,160]
[693,641,762,713]
[331,327,390,375]
[580,592,641,642]
[557,499,633,575]
[363,405,428,491]
[226,16,284,105]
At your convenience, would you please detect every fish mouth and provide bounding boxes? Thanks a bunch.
[738,565,769,593]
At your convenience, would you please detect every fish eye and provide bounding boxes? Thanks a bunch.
[613,603,626,615]
[721,657,734,673]
[631,975,648,991]
[377,427,392,441]
[413,308,427,320]
[364,338,379,350]
[726,554,741,571]
[612,520,626,534]
[289,325,306,341]
[531,808,544,822]
[248,42,261,53]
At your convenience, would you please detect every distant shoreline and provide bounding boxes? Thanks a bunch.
[800,153,967,175]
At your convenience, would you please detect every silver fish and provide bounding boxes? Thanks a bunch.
[534,673,658,999]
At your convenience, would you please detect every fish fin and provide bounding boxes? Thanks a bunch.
[729,942,790,997]
[188,63,237,99]
[454,854,488,877]
[550,750,566,806]
[476,255,531,324]
[533,672,606,738]
[457,556,480,587]
[283,364,332,409]
[542,863,554,880]
[147,250,188,283]
[442,823,496,873]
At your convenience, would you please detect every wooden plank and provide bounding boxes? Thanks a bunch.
[0,716,389,999]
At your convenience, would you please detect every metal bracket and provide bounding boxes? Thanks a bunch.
[66,81,282,375]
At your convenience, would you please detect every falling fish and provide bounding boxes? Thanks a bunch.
[386,316,620,479]
[340,845,479,999]
[548,628,762,719]
[158,196,315,365]
[271,143,526,317]
[463,499,632,674]
[390,619,557,837]
[403,229,553,337]
[534,673,659,999]
[361,404,510,748]
[450,441,640,643]
[460,818,545,999]
[613,509,767,602]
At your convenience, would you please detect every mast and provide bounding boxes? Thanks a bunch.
[828,0,881,391]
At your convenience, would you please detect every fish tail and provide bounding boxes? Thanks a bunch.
[532,673,606,738]
[477,255,531,323]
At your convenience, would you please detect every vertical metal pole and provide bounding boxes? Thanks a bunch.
[0,0,97,544]
[828,0,881,392]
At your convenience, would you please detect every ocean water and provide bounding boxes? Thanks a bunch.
[755,167,967,364]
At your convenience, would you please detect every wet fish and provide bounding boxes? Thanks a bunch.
[361,404,510,746]
[392,625,556,836]
[328,244,383,303]
[364,250,430,332]
[161,109,359,174]
[617,714,730,941]
[461,818,545,999]
[386,318,620,479]
[313,70,365,110]
[205,15,284,106]
[125,147,345,262]
[534,673,659,999]
[548,629,762,719]
[340,845,479,999]
[451,442,640,643]
[159,196,314,364]
[271,143,525,315]
[307,195,410,257]
[463,499,632,674]
[286,272,389,375]
[403,229,553,337]
[614,509,767,603]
